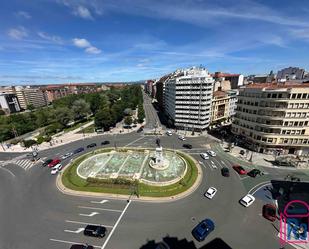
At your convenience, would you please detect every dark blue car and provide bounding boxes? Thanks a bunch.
[74,147,84,154]
[192,219,215,241]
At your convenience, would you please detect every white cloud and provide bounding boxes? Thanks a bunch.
[72,38,91,48]
[7,26,28,40]
[72,38,101,54]
[15,11,31,19]
[85,46,101,54]
[73,5,93,20]
[38,32,63,44]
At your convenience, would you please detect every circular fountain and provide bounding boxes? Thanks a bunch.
[76,142,187,186]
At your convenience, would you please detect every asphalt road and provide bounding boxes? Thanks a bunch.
[0,99,308,249]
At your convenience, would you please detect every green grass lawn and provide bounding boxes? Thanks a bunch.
[61,148,198,197]
[77,124,95,134]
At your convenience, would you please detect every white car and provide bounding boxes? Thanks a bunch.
[51,163,62,175]
[166,131,173,136]
[207,150,216,157]
[205,187,217,199]
[61,152,73,160]
[240,194,255,207]
[178,135,186,141]
[200,153,209,160]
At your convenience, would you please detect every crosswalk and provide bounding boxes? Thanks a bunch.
[13,159,37,170]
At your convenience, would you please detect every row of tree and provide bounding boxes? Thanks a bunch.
[0,85,145,143]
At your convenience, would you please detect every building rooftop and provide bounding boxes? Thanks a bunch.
[213,90,228,97]
[244,82,309,89]
[212,72,241,77]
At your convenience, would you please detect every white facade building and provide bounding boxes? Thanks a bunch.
[164,67,214,131]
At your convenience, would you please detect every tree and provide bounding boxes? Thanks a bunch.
[72,99,91,120]
[137,103,145,123]
[124,116,133,126]
[54,107,73,127]
[23,139,37,148]
[27,104,35,111]
[95,108,113,131]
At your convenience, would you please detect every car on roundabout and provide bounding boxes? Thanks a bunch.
[42,159,53,167]
[48,158,61,168]
[74,147,85,154]
[232,165,247,175]
[192,218,215,242]
[240,194,255,207]
[262,204,277,222]
[183,144,192,149]
[61,152,73,160]
[200,153,209,160]
[84,225,106,238]
[101,140,110,145]
[51,163,62,175]
[87,143,97,148]
[178,135,186,141]
[70,244,94,249]
[205,187,217,199]
[247,169,262,177]
[207,150,216,157]
[221,167,230,177]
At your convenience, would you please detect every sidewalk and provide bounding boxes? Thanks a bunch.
[0,119,145,153]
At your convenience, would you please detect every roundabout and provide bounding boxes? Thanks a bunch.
[61,146,200,198]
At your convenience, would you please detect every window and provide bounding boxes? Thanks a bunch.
[302,94,307,99]
[297,94,301,99]
[302,130,305,134]
[292,94,296,99]
[278,93,282,98]
[267,93,271,98]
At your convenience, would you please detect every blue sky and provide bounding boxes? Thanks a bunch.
[1,0,309,85]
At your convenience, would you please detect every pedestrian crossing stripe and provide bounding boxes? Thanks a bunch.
[13,159,36,170]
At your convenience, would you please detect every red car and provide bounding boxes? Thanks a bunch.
[232,165,247,175]
[262,204,277,222]
[48,159,61,168]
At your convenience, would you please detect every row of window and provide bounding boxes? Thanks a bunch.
[288,103,309,109]
[281,129,306,135]
[239,92,309,100]
[283,121,309,126]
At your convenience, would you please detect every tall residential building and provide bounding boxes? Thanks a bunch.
[164,67,214,131]
[0,93,21,114]
[0,86,47,109]
[277,67,305,81]
[232,82,309,155]
[210,90,238,125]
[155,74,171,110]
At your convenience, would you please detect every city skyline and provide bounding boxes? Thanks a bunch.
[1,0,309,85]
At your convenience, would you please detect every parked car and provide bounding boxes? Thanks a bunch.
[42,159,53,167]
[247,169,261,178]
[61,152,73,160]
[70,244,94,249]
[207,150,216,157]
[137,127,143,133]
[262,204,277,222]
[183,144,192,149]
[178,135,186,141]
[192,219,215,242]
[240,194,255,207]
[51,163,62,175]
[74,147,85,154]
[101,140,110,145]
[84,225,106,238]
[232,165,247,175]
[48,159,61,168]
[200,153,209,160]
[221,167,230,177]
[204,187,217,199]
[87,143,97,148]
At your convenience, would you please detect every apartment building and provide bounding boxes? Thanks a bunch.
[164,67,214,131]
[232,82,309,155]
[277,67,305,81]
[212,72,244,89]
[0,93,21,114]
[0,86,47,109]
[210,90,238,126]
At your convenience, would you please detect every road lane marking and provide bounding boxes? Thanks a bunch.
[50,238,101,248]
[248,181,271,195]
[78,206,122,212]
[64,227,84,234]
[65,220,113,228]
[124,136,145,147]
[101,200,132,249]
[203,161,214,171]
[91,200,109,204]
[79,212,99,217]
[0,166,16,177]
